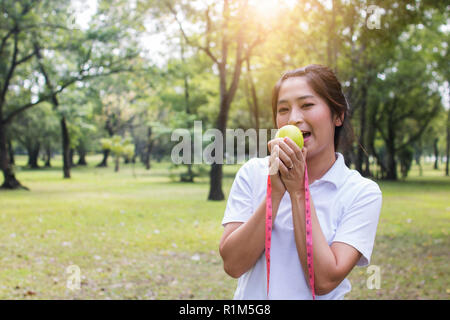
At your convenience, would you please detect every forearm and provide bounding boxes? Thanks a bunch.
[220,192,283,278]
[290,192,341,295]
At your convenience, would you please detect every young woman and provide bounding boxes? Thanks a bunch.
[219,64,382,299]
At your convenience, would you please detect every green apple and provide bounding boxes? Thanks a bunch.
[275,125,304,149]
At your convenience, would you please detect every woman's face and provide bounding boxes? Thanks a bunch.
[276,76,342,158]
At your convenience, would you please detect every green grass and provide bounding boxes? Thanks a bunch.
[0,155,449,299]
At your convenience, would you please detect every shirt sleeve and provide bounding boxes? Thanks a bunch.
[221,159,255,227]
[332,182,382,267]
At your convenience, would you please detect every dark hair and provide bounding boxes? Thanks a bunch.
[271,64,355,152]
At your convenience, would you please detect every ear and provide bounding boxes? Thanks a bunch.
[334,114,344,127]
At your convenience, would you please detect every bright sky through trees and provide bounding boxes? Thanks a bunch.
[71,0,449,109]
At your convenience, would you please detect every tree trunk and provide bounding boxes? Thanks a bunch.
[144,148,151,170]
[183,0,245,200]
[433,137,439,170]
[365,103,378,179]
[356,82,371,177]
[97,119,114,167]
[27,143,40,169]
[208,73,235,201]
[414,145,423,177]
[342,143,354,169]
[327,0,337,70]
[417,156,423,177]
[144,127,154,170]
[208,98,228,201]
[179,36,196,181]
[386,148,397,180]
[0,123,26,189]
[61,116,71,178]
[246,56,260,155]
[356,108,364,173]
[363,145,371,177]
[97,149,110,167]
[446,106,449,176]
[8,139,14,165]
[369,140,387,180]
[208,39,244,201]
[209,161,224,200]
[77,145,87,166]
[367,101,384,179]
[45,145,52,167]
[69,148,76,168]
[114,156,119,172]
[385,119,397,180]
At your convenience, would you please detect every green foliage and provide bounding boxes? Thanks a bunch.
[1,0,448,185]
[101,135,134,159]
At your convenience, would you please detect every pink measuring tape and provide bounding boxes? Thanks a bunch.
[265,164,315,299]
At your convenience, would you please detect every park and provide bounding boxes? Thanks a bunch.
[0,155,448,299]
[0,0,449,300]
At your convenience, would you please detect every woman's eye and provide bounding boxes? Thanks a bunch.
[303,103,314,108]
[278,107,288,113]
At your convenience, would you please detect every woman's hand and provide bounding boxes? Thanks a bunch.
[273,137,308,197]
[267,138,287,200]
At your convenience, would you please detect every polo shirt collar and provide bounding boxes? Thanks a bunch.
[310,152,349,189]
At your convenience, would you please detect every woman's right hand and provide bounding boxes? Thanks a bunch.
[268,138,287,201]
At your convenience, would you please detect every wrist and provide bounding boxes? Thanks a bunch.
[271,189,285,203]
[289,189,306,200]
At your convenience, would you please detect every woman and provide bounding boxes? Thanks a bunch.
[219,64,382,299]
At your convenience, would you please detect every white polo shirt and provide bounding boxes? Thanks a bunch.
[221,152,382,300]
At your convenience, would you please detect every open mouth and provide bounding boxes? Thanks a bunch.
[302,131,311,138]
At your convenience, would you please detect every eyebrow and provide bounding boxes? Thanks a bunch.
[277,95,314,106]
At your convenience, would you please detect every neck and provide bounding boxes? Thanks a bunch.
[306,148,337,185]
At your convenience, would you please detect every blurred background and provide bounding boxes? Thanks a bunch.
[0,0,448,300]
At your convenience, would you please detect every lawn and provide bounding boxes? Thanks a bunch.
[0,155,448,299]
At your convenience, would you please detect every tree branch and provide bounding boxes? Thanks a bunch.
[16,50,37,66]
[166,1,219,65]
[220,0,230,69]
[227,29,243,98]
[0,29,14,56]
[0,28,19,111]
[3,65,134,126]
[240,34,263,64]
[226,0,249,100]
[397,104,441,151]
[33,40,59,107]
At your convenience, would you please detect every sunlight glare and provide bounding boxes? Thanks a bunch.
[249,0,296,18]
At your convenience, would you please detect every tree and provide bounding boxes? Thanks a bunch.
[446,106,450,176]
[371,47,443,179]
[10,102,57,168]
[0,0,42,188]
[160,0,266,200]
[101,135,134,172]
[0,0,138,188]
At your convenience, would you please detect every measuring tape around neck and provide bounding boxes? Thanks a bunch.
[265,165,315,299]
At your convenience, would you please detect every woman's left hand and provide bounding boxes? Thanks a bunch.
[277,137,308,197]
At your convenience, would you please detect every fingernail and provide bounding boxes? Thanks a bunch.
[284,137,288,142]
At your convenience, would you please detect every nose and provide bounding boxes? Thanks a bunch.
[288,107,304,126]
